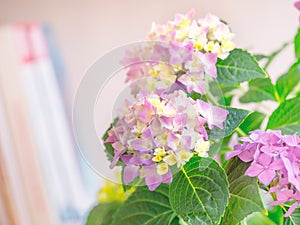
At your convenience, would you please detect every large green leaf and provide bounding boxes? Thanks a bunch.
[267,97,300,134]
[221,157,265,225]
[283,207,300,225]
[86,201,122,225]
[208,107,250,140]
[113,184,178,225]
[240,78,276,103]
[276,61,300,102]
[239,111,266,134]
[216,49,267,86]
[170,156,229,225]
[267,206,284,225]
[246,212,277,225]
[294,28,300,58]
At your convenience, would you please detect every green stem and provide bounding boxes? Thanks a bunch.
[206,90,219,106]
[264,41,292,71]
[236,127,247,137]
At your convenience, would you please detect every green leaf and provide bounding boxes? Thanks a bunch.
[208,107,250,140]
[208,135,232,157]
[170,156,229,225]
[86,201,122,225]
[267,206,284,225]
[267,97,300,134]
[294,28,300,58]
[221,157,265,225]
[283,207,300,225]
[113,184,178,225]
[264,42,290,71]
[254,54,268,61]
[240,78,276,103]
[276,61,300,102]
[216,49,267,86]
[246,212,277,225]
[239,111,266,134]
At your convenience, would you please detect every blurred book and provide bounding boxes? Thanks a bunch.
[0,24,98,225]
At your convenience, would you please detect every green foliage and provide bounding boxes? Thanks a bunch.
[240,78,276,103]
[283,207,300,225]
[170,156,229,225]
[113,184,178,225]
[263,42,290,70]
[275,60,300,102]
[267,97,300,134]
[86,201,122,225]
[294,28,300,58]
[221,157,265,225]
[267,206,284,225]
[246,212,277,225]
[239,111,266,134]
[208,107,250,140]
[216,49,267,86]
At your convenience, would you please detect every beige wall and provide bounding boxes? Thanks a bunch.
[0,0,298,92]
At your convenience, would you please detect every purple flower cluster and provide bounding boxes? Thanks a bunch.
[122,9,235,97]
[227,130,300,216]
[106,90,228,190]
[105,9,233,191]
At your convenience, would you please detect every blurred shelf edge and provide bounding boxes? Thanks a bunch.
[0,23,100,225]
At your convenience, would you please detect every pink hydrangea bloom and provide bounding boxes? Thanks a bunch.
[106,90,228,190]
[227,130,300,216]
[122,10,235,97]
[295,1,300,11]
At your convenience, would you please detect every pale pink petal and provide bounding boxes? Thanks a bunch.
[124,165,140,185]
[295,1,300,11]
[283,134,300,147]
[245,163,264,177]
[226,151,241,160]
[285,202,298,217]
[258,170,276,185]
[239,150,255,162]
[195,99,229,129]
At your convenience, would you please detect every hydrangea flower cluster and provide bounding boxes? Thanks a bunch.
[106,90,228,190]
[148,9,235,59]
[123,9,235,96]
[227,130,300,216]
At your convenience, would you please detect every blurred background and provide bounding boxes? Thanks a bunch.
[0,0,298,224]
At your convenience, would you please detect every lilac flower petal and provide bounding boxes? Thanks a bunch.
[269,159,284,170]
[124,165,140,185]
[285,202,299,217]
[201,52,218,78]
[281,156,300,191]
[144,165,163,191]
[194,99,228,129]
[295,1,300,11]
[169,41,193,64]
[130,138,151,152]
[178,73,206,94]
[225,150,241,160]
[239,150,255,162]
[283,134,300,147]
[173,113,188,131]
[245,163,264,177]
[258,170,276,185]
[257,153,272,166]
[162,170,173,184]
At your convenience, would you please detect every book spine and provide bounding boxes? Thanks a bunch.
[29,24,92,220]
[0,24,55,225]
[18,24,69,224]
